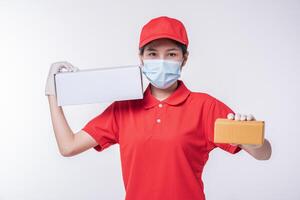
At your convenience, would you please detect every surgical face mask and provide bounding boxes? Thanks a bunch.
[141,59,183,89]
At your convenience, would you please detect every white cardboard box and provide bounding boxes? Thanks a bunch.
[54,65,144,106]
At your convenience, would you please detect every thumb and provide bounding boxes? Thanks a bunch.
[72,66,80,72]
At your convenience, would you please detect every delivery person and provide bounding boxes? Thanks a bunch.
[45,16,272,200]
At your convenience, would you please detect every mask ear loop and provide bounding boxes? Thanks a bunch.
[139,59,144,68]
[138,64,142,69]
[180,59,185,71]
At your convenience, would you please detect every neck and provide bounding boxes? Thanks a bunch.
[150,81,179,101]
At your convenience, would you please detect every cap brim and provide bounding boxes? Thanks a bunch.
[139,34,188,48]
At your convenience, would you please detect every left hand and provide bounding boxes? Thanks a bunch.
[227,113,263,149]
[227,113,255,121]
[45,61,79,96]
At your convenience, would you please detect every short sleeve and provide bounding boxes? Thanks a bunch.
[204,98,242,154]
[82,101,119,152]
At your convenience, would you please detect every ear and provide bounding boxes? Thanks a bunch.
[181,51,189,68]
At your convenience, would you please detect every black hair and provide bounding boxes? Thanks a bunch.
[139,39,188,56]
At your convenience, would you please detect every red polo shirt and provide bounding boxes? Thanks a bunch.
[82,80,241,200]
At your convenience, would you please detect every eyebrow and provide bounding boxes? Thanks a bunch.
[166,48,180,51]
[145,47,180,51]
[145,47,157,51]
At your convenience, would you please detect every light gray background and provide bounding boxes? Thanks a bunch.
[0,0,299,199]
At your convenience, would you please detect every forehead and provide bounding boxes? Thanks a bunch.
[144,38,180,50]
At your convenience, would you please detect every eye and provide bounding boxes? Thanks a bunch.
[168,53,177,57]
[148,52,156,56]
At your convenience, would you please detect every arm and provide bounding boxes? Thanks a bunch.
[45,61,98,157]
[48,95,98,157]
[239,139,272,160]
[227,113,272,160]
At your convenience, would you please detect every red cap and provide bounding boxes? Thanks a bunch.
[139,16,189,48]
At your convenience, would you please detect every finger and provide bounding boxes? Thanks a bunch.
[240,114,247,121]
[72,66,79,72]
[63,64,73,72]
[61,61,73,68]
[63,65,76,72]
[58,65,69,72]
[57,61,73,71]
[234,113,241,121]
[246,114,255,121]
[243,144,262,149]
[227,113,234,120]
[65,63,74,72]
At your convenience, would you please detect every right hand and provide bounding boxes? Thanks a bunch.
[45,61,79,96]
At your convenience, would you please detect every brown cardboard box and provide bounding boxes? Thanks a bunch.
[214,119,265,145]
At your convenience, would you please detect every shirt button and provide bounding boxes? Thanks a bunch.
[156,119,161,123]
[158,103,163,108]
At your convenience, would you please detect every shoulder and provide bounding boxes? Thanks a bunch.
[189,91,218,105]
[189,91,231,112]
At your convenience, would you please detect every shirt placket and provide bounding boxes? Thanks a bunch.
[154,102,165,134]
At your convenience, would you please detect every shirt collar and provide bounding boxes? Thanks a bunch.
[142,80,191,109]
